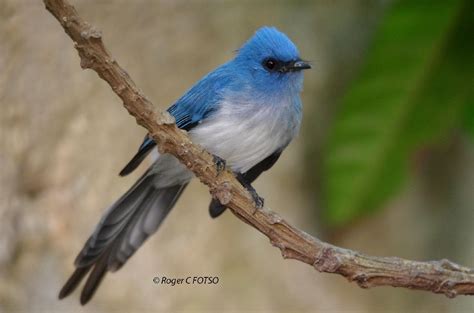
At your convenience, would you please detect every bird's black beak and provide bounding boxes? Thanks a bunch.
[281,59,311,72]
[291,60,311,71]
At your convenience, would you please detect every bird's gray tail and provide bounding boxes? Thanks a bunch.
[58,170,187,305]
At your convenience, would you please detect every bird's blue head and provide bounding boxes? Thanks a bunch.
[234,27,310,95]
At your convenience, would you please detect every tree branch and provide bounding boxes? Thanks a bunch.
[44,0,474,298]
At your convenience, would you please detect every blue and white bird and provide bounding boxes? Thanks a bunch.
[59,26,310,304]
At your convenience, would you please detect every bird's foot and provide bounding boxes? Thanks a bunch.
[248,188,264,213]
[212,154,226,175]
[236,173,264,212]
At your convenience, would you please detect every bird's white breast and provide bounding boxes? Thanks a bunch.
[189,97,300,173]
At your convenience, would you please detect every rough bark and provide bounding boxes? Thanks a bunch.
[43,0,474,298]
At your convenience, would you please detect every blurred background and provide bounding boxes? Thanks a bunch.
[1,0,473,312]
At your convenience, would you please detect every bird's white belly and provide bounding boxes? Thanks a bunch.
[189,102,298,173]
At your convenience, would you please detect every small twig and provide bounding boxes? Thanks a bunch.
[44,0,474,298]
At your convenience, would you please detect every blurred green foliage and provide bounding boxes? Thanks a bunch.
[464,93,474,138]
[322,0,474,226]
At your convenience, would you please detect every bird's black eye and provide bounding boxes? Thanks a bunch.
[263,58,278,71]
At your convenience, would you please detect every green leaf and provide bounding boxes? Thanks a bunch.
[322,0,474,226]
[463,91,474,138]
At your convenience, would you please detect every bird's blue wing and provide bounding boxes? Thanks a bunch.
[119,64,233,176]
[167,64,232,130]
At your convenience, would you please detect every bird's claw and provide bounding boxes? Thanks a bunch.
[235,172,264,212]
[250,190,264,213]
[212,154,226,175]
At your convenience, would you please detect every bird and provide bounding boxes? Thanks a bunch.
[59,26,310,305]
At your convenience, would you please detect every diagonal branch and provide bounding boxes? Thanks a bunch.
[44,0,474,298]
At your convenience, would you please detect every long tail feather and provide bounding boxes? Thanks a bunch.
[58,265,92,300]
[59,168,188,304]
